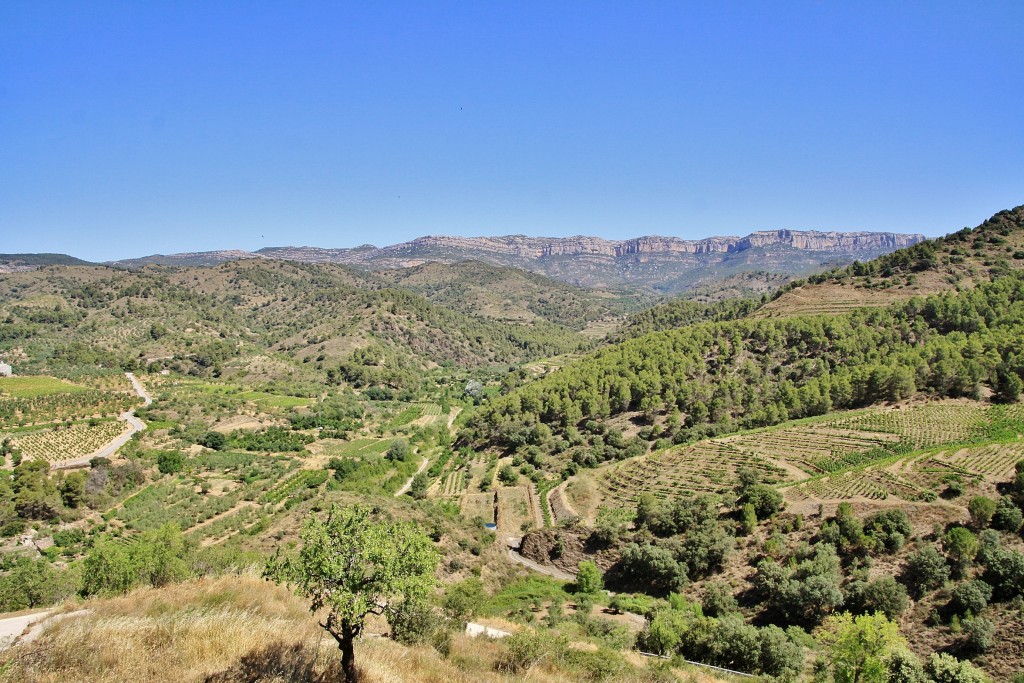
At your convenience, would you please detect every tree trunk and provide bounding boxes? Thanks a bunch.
[326,615,359,683]
[340,623,358,683]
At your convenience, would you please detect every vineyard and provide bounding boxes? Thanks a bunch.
[259,469,329,505]
[0,384,139,428]
[0,376,88,398]
[587,399,1024,509]
[596,440,792,507]
[721,426,900,474]
[8,419,129,463]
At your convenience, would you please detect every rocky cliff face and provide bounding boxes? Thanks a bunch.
[381,230,924,259]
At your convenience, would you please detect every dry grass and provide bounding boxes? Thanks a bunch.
[0,572,715,683]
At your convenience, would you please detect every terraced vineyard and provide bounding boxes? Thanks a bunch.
[109,480,244,532]
[722,426,899,474]
[260,469,329,505]
[8,419,128,462]
[588,400,1024,509]
[438,468,468,496]
[824,403,993,448]
[496,485,537,533]
[597,440,791,506]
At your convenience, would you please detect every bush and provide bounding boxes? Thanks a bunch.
[903,545,950,597]
[576,560,603,595]
[608,543,687,595]
[992,496,1023,532]
[386,439,411,462]
[949,580,993,616]
[927,653,987,683]
[156,450,184,474]
[962,617,994,654]
[968,496,997,529]
[980,545,1024,600]
[701,581,738,617]
[197,431,226,451]
[496,630,567,674]
[497,464,519,486]
[744,485,785,520]
[442,577,485,626]
[943,528,979,578]
[864,509,912,554]
[847,576,909,619]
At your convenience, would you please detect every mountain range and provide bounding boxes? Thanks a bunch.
[100,229,924,294]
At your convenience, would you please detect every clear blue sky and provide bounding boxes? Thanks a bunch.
[2,2,1022,261]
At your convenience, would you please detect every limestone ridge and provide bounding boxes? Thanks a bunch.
[107,229,924,293]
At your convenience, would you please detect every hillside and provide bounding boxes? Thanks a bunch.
[374,260,645,332]
[762,205,1024,317]
[106,228,923,295]
[0,254,93,272]
[0,260,589,391]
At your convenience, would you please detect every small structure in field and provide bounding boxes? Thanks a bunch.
[0,362,12,377]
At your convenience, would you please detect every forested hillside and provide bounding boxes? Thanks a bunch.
[464,272,1024,467]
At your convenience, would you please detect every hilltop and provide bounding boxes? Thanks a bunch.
[762,205,1024,317]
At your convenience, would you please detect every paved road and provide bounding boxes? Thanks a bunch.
[0,610,51,650]
[52,373,151,470]
[504,537,577,581]
[394,455,430,497]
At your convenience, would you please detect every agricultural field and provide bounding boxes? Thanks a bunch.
[461,491,496,525]
[0,375,88,398]
[0,375,139,428]
[6,419,129,463]
[581,399,1024,511]
[595,440,792,508]
[495,485,539,534]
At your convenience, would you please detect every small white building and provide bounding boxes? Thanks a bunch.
[0,362,12,377]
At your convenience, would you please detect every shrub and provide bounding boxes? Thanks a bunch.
[496,629,567,674]
[943,528,979,578]
[197,431,226,451]
[927,653,987,683]
[980,545,1024,600]
[848,576,909,619]
[576,560,603,595]
[962,617,994,654]
[744,485,785,520]
[949,580,993,616]
[903,545,950,597]
[156,450,184,474]
[701,581,738,617]
[968,496,997,529]
[497,464,519,486]
[992,496,1023,532]
[864,509,912,554]
[442,577,485,626]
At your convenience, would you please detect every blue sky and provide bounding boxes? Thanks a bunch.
[2,2,1022,261]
